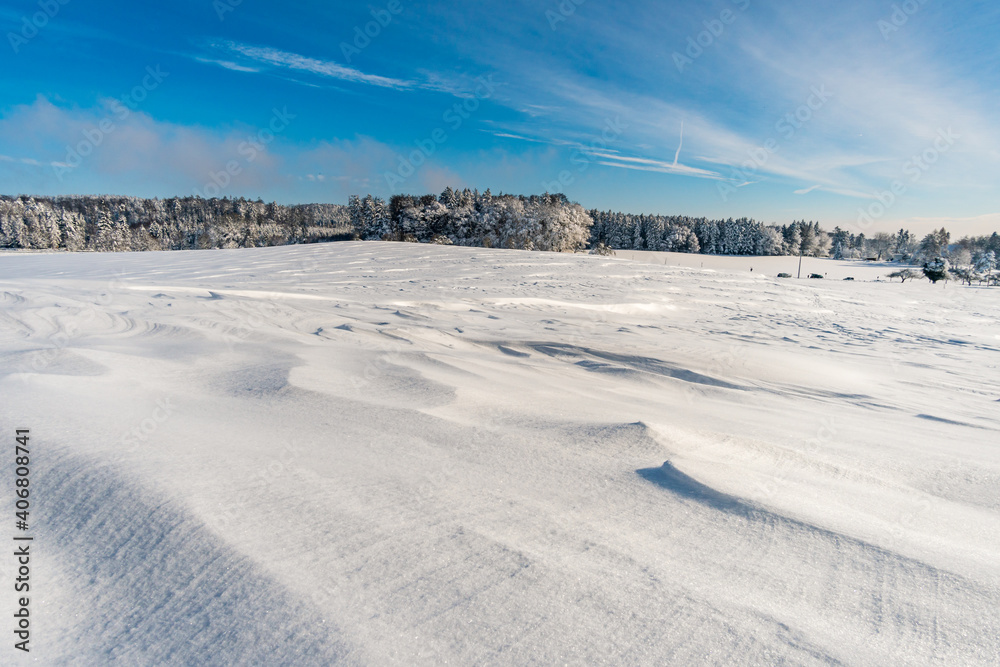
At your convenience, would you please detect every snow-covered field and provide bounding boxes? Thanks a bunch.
[611,249,903,281]
[1,241,998,665]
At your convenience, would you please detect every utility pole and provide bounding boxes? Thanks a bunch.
[797,249,803,279]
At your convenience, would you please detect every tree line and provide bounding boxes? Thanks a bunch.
[0,195,350,251]
[349,188,591,252]
[590,211,833,257]
[1,191,997,282]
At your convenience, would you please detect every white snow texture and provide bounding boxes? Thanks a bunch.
[0,242,998,665]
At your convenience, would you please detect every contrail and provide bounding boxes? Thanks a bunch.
[673,121,684,167]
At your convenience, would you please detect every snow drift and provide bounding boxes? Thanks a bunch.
[0,242,998,664]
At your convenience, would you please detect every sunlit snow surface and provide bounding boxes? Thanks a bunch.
[0,242,998,665]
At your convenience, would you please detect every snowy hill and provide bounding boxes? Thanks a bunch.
[1,242,998,664]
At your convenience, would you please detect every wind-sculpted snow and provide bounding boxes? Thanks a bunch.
[528,342,747,389]
[639,460,753,515]
[22,448,356,665]
[0,242,998,664]
[637,460,1000,664]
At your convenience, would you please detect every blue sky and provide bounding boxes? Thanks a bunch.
[1,0,998,234]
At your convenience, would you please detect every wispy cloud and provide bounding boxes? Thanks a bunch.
[194,57,260,74]
[486,131,577,147]
[415,0,998,220]
[591,152,722,180]
[491,132,546,143]
[0,153,63,168]
[4,0,996,230]
[200,41,494,97]
[210,41,415,90]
